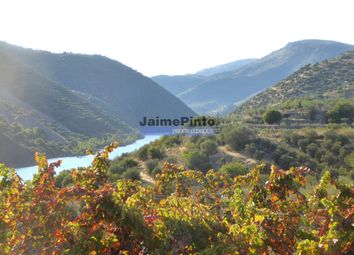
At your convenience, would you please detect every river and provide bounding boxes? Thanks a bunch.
[16,134,162,181]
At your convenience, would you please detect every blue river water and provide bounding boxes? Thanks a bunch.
[16,134,162,181]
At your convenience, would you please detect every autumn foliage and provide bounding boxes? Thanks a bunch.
[0,143,353,254]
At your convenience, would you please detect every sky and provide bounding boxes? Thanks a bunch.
[0,0,354,76]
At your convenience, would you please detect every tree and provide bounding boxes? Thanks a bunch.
[327,102,354,123]
[263,110,283,124]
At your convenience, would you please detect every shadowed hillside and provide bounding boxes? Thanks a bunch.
[0,52,139,167]
[0,41,196,127]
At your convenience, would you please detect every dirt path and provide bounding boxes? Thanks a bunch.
[140,170,155,185]
[219,146,257,165]
[134,158,156,185]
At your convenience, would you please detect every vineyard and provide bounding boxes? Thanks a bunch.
[0,143,353,255]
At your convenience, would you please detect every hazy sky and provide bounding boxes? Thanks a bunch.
[1,0,354,76]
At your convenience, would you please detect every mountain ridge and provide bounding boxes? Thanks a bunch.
[236,50,354,113]
[0,41,195,167]
[152,39,354,114]
[0,41,196,128]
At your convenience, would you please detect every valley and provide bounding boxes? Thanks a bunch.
[1,39,353,255]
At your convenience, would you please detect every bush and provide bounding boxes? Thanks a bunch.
[245,143,257,155]
[263,110,283,124]
[183,151,211,171]
[219,161,248,177]
[108,158,138,176]
[1,147,353,254]
[200,140,218,156]
[254,150,265,160]
[151,166,162,177]
[306,143,318,158]
[122,167,141,180]
[224,126,255,151]
[165,156,178,164]
[327,102,354,123]
[137,145,148,160]
[161,136,181,146]
[145,159,159,174]
[148,147,164,159]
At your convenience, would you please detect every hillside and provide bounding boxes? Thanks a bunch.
[103,51,354,186]
[0,41,195,127]
[0,52,139,167]
[237,50,354,112]
[153,40,354,114]
[151,59,256,100]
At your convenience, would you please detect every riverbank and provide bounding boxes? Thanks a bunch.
[16,134,162,180]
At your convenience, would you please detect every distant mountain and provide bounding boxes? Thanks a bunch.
[151,74,207,95]
[196,58,257,76]
[151,59,256,98]
[237,50,354,112]
[153,40,354,114]
[0,41,195,128]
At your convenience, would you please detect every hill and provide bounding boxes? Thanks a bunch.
[108,51,354,186]
[237,50,354,113]
[153,40,354,114]
[151,59,255,99]
[0,52,139,167]
[0,41,195,127]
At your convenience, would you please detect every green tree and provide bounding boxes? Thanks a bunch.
[263,110,283,124]
[327,102,354,123]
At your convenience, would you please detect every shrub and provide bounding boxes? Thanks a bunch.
[145,159,159,174]
[148,147,164,159]
[306,143,318,158]
[137,145,149,160]
[200,140,218,156]
[183,151,211,171]
[122,167,141,180]
[151,166,162,177]
[327,102,354,123]
[219,161,248,177]
[0,147,353,255]
[245,143,257,155]
[223,126,255,151]
[263,110,283,124]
